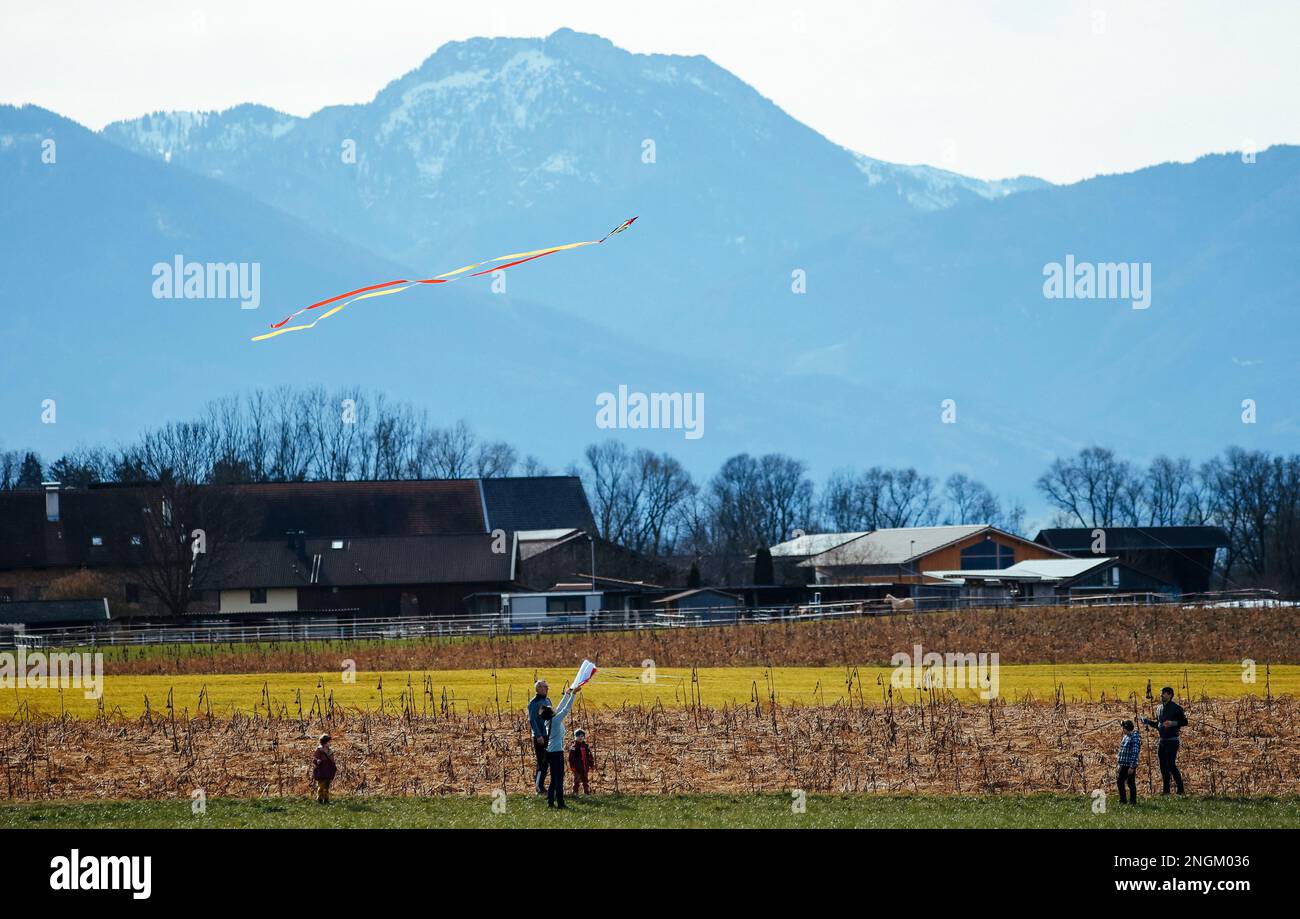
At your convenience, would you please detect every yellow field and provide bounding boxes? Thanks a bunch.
[4,662,1294,719]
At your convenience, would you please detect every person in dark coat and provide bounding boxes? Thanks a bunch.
[1143,687,1188,795]
[528,680,552,794]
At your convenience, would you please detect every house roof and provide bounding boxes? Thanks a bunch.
[767,532,869,558]
[926,557,1113,582]
[802,525,992,567]
[517,528,584,560]
[207,534,515,590]
[481,477,596,535]
[0,598,111,625]
[229,480,487,538]
[652,588,742,605]
[553,574,663,591]
[1034,526,1230,552]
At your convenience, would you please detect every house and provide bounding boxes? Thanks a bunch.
[925,557,1178,604]
[798,525,1070,590]
[1034,526,1229,594]
[208,533,516,617]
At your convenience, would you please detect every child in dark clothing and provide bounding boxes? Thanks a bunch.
[312,733,336,804]
[569,728,595,794]
[1116,720,1140,805]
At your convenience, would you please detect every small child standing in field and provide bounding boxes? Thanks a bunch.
[312,733,337,804]
[1117,720,1140,806]
[569,728,595,795]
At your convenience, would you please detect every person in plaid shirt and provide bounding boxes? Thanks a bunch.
[1116,720,1141,805]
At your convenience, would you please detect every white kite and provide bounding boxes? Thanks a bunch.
[571,659,599,690]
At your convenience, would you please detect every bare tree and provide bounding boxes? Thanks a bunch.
[1036,446,1141,527]
[1144,456,1197,525]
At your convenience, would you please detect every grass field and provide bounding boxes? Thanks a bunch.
[4,793,1298,829]
[7,662,1291,719]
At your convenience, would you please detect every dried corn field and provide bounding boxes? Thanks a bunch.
[94,604,1300,677]
[4,693,1299,802]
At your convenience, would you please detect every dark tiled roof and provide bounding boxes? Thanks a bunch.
[1035,526,1230,552]
[481,476,596,534]
[0,599,111,625]
[0,487,156,569]
[207,534,514,589]
[228,480,486,538]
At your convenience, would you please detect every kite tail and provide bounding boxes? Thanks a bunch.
[253,216,638,342]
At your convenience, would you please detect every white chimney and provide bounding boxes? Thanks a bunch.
[42,481,60,522]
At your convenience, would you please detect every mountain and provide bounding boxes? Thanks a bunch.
[4,29,1297,519]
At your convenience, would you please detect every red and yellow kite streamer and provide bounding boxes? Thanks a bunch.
[252,216,638,342]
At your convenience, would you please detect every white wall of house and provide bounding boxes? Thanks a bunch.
[220,587,298,613]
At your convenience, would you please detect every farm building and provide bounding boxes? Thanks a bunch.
[0,598,111,629]
[1034,526,1229,594]
[796,525,1070,588]
[651,588,743,621]
[0,476,614,621]
[207,533,517,616]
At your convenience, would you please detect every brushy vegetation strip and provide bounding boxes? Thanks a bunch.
[3,696,1297,802]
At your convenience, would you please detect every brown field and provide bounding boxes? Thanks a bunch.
[92,603,1300,676]
[4,694,1297,801]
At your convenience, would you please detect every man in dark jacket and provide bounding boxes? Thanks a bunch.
[528,680,552,794]
[1143,687,1188,795]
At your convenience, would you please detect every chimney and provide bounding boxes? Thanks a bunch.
[42,481,67,566]
[42,481,60,522]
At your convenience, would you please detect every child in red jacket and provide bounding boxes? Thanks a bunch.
[569,728,595,794]
[312,733,337,804]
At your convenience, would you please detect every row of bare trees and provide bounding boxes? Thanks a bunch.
[4,388,548,487]
[5,388,1299,592]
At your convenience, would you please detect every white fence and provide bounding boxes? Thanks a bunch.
[0,589,1283,650]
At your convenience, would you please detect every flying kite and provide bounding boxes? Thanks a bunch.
[252,216,638,342]
[571,659,599,691]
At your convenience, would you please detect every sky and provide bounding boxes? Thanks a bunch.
[2,0,1297,183]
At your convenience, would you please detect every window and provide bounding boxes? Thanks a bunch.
[124,583,141,603]
[130,535,142,547]
[90,536,104,547]
[960,538,1015,570]
[249,588,268,605]
[331,539,345,550]
[546,596,587,615]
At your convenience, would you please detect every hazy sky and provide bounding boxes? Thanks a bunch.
[3,0,1297,183]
